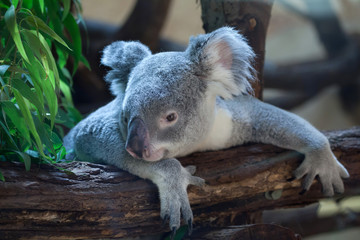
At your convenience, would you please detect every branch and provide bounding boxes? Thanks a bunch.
[0,127,359,239]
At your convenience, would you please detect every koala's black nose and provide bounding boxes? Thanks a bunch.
[125,118,148,159]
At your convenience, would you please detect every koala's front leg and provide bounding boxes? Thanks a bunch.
[67,117,204,233]
[121,157,204,234]
[245,98,350,196]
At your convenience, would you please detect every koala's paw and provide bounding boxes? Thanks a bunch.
[291,152,349,196]
[157,164,204,235]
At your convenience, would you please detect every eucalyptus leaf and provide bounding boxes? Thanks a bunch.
[63,13,82,74]
[38,0,44,13]
[22,0,33,9]
[11,78,44,116]
[14,151,31,171]
[0,65,10,75]
[25,15,71,50]
[12,0,19,9]
[33,116,56,156]
[13,89,44,157]
[1,100,31,144]
[62,0,71,21]
[0,119,18,149]
[0,3,10,9]
[22,30,58,127]
[60,80,73,106]
[4,6,29,63]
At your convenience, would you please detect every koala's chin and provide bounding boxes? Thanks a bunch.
[142,146,167,162]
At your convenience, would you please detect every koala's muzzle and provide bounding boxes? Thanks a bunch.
[125,118,150,159]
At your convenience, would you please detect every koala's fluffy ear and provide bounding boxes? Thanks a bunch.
[101,41,151,95]
[186,27,256,98]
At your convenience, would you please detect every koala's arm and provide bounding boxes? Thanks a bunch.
[63,104,204,231]
[226,95,349,196]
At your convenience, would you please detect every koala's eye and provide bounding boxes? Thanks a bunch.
[166,113,177,122]
[159,111,178,128]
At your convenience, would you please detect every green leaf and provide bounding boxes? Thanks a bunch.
[23,55,58,129]
[12,0,19,9]
[62,0,71,21]
[22,30,60,88]
[0,170,5,182]
[80,54,91,70]
[37,33,60,89]
[13,89,44,157]
[22,30,59,128]
[23,0,34,9]
[66,106,82,125]
[56,44,69,69]
[38,0,44,13]
[60,79,73,106]
[25,15,71,50]
[63,13,82,74]
[56,146,67,161]
[23,73,44,108]
[0,65,10,75]
[0,3,10,9]
[4,5,29,63]
[32,116,55,156]
[0,76,10,99]
[14,151,31,171]
[1,101,31,144]
[11,78,44,116]
[0,119,18,149]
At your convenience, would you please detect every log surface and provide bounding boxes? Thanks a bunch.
[0,127,359,239]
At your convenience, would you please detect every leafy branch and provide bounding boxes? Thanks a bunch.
[0,0,88,176]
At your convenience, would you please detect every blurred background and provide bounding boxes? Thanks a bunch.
[78,0,360,131]
[75,0,360,239]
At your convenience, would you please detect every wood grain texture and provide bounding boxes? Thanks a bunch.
[0,127,359,239]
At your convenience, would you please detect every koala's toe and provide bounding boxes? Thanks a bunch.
[302,171,316,191]
[320,177,334,197]
[169,200,181,231]
[187,218,193,236]
[190,176,205,187]
[293,162,309,180]
[338,164,350,178]
[185,165,197,175]
[333,176,345,194]
[180,198,193,225]
[161,214,169,227]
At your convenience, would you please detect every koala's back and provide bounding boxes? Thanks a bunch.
[63,98,124,163]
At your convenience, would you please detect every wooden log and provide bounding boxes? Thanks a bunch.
[0,127,359,239]
[190,224,302,240]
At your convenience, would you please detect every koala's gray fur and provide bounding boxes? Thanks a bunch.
[63,27,349,232]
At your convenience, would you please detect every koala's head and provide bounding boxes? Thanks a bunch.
[101,27,255,161]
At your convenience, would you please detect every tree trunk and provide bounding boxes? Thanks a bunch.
[200,0,274,99]
[114,0,172,52]
[0,127,359,239]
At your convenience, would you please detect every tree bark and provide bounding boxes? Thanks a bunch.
[0,127,359,239]
[200,0,274,99]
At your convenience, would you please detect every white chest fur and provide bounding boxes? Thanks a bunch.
[195,106,233,152]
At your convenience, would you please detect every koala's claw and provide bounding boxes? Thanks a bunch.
[171,227,177,240]
[286,177,296,182]
[299,189,307,195]
[291,152,349,197]
[187,219,193,236]
[162,214,169,227]
[157,163,204,233]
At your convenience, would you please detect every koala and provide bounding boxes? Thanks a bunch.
[63,27,349,234]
